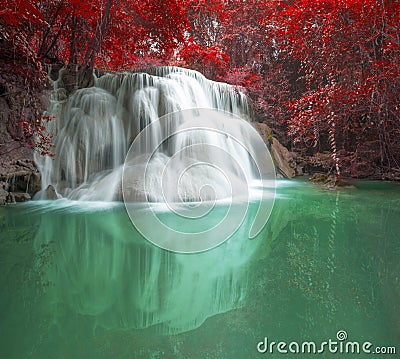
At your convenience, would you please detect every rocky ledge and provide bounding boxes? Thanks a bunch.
[0,56,44,205]
[309,173,355,189]
[0,159,41,205]
[252,122,299,178]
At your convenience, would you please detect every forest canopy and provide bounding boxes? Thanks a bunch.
[1,0,399,178]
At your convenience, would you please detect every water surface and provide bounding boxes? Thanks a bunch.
[0,180,399,358]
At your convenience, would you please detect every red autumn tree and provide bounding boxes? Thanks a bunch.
[175,0,230,79]
[0,0,189,156]
[281,0,400,177]
[96,0,189,70]
[1,0,189,72]
[181,0,291,136]
[219,0,291,131]
[2,0,399,178]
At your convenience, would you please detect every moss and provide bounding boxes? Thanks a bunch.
[309,173,330,183]
[310,173,354,189]
[265,127,274,143]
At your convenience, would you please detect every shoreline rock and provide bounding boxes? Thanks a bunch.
[0,159,41,204]
[309,173,355,189]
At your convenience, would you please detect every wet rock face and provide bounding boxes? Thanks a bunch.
[0,95,42,201]
[0,160,41,198]
[0,160,41,193]
[6,192,31,203]
[0,184,8,205]
[295,152,334,175]
[0,181,31,206]
[253,122,296,178]
[58,66,95,95]
[270,137,296,178]
[44,185,58,200]
[0,160,41,204]
[0,58,45,204]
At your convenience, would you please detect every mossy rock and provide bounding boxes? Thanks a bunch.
[309,173,330,184]
[309,173,354,189]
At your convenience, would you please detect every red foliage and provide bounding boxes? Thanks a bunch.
[1,0,189,69]
[97,0,188,70]
[0,0,43,26]
[17,116,55,157]
[2,0,399,174]
[281,0,400,173]
[177,38,229,79]
[1,0,189,156]
[181,0,291,130]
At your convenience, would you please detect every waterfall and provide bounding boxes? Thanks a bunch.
[35,66,259,201]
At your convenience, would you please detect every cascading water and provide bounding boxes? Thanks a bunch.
[34,66,258,202]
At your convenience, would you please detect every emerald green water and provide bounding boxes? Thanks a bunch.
[0,180,399,358]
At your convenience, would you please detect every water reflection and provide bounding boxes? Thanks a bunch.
[30,200,268,335]
[246,180,400,344]
[1,180,399,358]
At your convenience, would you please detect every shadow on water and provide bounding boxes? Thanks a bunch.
[0,180,399,358]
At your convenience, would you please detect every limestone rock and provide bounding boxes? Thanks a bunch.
[0,186,8,205]
[252,122,273,146]
[12,192,31,202]
[6,192,14,203]
[59,66,94,95]
[253,122,296,178]
[0,64,43,202]
[0,158,41,202]
[0,181,9,191]
[309,173,355,189]
[296,152,334,175]
[270,138,296,178]
[44,185,58,200]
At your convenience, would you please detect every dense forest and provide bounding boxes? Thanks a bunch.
[1,0,399,179]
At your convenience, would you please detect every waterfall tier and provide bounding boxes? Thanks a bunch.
[35,66,261,202]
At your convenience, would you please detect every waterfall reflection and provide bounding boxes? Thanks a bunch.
[32,200,267,335]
